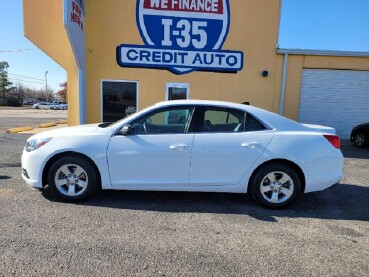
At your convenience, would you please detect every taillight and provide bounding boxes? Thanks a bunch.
[323,134,340,149]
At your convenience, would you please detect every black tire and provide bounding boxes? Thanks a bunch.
[47,155,98,201]
[35,106,40,109]
[250,163,301,209]
[353,132,368,148]
[50,107,54,110]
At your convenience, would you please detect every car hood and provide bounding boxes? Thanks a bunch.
[28,123,109,140]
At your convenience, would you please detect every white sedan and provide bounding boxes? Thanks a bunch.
[21,100,343,208]
[32,102,51,109]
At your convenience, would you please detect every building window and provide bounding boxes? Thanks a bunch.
[101,80,138,122]
[166,83,189,100]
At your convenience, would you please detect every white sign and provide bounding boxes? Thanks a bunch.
[63,0,86,69]
[119,45,243,71]
[63,0,86,124]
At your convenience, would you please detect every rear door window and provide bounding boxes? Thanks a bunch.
[202,108,245,133]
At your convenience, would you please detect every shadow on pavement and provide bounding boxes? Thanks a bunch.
[42,183,369,223]
[341,144,369,159]
[0,162,21,168]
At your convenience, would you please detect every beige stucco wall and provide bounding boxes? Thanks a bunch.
[85,0,282,123]
[23,0,80,126]
[23,0,369,125]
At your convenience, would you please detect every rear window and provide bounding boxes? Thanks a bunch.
[245,113,267,132]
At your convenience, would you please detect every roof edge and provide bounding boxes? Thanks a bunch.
[277,48,369,58]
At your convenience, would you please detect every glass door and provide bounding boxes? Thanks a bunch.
[166,83,189,101]
[101,80,138,122]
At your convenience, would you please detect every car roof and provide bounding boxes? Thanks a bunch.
[153,100,305,131]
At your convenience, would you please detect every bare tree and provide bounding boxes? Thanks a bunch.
[57,82,67,102]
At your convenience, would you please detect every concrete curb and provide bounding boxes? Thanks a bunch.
[56,120,68,124]
[5,126,33,134]
[39,122,57,128]
[4,120,68,134]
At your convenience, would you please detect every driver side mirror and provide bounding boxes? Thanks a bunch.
[118,124,133,135]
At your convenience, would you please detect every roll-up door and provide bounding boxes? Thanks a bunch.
[298,69,369,139]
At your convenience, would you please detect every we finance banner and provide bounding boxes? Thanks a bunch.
[117,0,244,74]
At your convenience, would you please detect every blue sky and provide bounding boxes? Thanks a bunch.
[0,0,66,92]
[0,0,368,93]
[279,0,369,51]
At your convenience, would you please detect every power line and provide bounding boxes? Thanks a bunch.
[0,76,45,85]
[0,49,35,52]
[8,73,45,81]
[9,78,45,85]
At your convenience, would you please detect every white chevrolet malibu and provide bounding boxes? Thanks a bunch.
[22,100,344,208]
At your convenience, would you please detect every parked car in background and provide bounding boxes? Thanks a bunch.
[350,123,369,148]
[32,102,67,110]
[51,103,68,110]
[33,102,52,110]
[125,106,136,116]
[22,100,344,209]
[52,101,67,105]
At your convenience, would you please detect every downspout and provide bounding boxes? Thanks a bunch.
[78,69,86,124]
[279,53,288,115]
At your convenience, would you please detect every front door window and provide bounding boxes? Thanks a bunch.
[130,107,194,135]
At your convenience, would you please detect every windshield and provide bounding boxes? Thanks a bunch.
[98,112,137,128]
[108,104,157,129]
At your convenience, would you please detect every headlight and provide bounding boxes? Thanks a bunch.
[25,137,52,152]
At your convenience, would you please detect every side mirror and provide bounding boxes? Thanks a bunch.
[118,124,133,135]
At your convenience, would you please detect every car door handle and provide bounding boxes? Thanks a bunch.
[241,142,258,149]
[170,144,187,150]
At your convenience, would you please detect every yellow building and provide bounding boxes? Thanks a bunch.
[23,0,369,138]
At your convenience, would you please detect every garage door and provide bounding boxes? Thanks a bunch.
[298,69,369,139]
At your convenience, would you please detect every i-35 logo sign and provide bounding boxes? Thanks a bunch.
[117,0,244,74]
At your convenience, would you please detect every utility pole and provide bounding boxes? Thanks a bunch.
[45,71,48,102]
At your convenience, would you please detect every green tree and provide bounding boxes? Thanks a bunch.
[0,62,12,102]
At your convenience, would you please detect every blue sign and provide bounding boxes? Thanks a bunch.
[117,0,244,74]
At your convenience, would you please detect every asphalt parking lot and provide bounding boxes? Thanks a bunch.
[0,108,368,276]
[0,107,67,133]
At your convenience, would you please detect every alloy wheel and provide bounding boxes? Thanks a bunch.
[354,133,365,147]
[260,171,294,204]
[54,164,88,197]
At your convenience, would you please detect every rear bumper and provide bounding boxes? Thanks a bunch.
[302,149,344,193]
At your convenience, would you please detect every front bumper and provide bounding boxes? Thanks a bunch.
[21,148,45,189]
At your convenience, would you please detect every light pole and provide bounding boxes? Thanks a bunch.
[45,71,48,102]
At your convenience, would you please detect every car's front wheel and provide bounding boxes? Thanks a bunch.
[47,155,98,201]
[354,132,367,148]
[35,106,40,109]
[250,163,301,209]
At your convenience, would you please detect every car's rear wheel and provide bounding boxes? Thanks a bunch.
[35,106,40,109]
[250,163,301,209]
[47,156,98,201]
[354,132,367,148]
